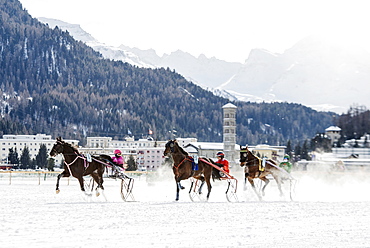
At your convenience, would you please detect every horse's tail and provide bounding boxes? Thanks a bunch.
[97,154,113,163]
[205,158,222,181]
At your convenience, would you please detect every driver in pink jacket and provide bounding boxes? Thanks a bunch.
[112,149,124,168]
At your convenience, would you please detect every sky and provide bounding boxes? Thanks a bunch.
[19,0,370,63]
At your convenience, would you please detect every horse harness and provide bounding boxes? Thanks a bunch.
[173,156,193,177]
[62,152,93,177]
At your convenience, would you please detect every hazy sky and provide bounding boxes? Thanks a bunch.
[19,0,370,63]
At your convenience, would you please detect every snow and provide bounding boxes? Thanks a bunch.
[1,167,370,248]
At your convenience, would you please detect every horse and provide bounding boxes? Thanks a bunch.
[49,137,106,196]
[163,139,220,201]
[239,146,289,200]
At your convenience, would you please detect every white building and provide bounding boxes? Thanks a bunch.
[184,142,225,159]
[248,144,286,162]
[342,133,370,148]
[136,147,166,171]
[0,134,78,167]
[83,136,197,171]
[325,126,342,145]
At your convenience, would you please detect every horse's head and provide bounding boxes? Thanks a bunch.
[163,139,176,157]
[239,146,251,167]
[50,137,64,157]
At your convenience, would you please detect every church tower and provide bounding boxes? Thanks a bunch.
[222,103,237,167]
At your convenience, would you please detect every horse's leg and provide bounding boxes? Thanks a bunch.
[198,180,205,194]
[202,168,212,200]
[176,180,182,201]
[92,172,104,190]
[205,177,212,200]
[248,177,262,201]
[193,175,205,194]
[188,180,194,194]
[56,171,69,194]
[90,173,103,196]
[77,176,85,192]
[178,182,185,190]
[244,167,249,191]
[260,177,270,196]
[100,175,104,190]
[274,176,284,197]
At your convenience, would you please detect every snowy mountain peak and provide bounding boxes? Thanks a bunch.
[36,18,370,113]
[38,17,97,43]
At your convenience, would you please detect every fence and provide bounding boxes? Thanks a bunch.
[0,170,152,185]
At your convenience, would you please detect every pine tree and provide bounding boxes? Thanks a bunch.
[47,158,55,171]
[35,144,48,169]
[294,143,301,160]
[20,146,31,169]
[301,140,310,160]
[286,140,293,157]
[8,147,20,165]
[126,155,137,171]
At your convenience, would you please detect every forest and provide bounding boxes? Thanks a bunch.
[1,0,336,148]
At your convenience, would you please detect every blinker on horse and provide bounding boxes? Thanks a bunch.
[49,137,105,196]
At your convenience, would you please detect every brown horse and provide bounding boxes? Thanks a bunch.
[239,146,290,200]
[50,137,105,195]
[163,140,219,201]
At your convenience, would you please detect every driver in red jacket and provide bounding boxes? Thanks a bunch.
[216,151,229,174]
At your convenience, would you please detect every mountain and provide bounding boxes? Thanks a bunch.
[37,18,241,90]
[222,36,370,113]
[38,18,369,114]
[37,18,155,68]
[0,0,335,147]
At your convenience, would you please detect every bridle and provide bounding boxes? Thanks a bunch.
[51,141,88,176]
[165,140,192,177]
[240,149,260,167]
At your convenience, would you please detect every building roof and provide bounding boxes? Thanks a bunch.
[184,142,240,151]
[222,103,237,109]
[185,142,224,150]
[325,126,342,132]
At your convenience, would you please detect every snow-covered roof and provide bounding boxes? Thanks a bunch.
[184,142,239,151]
[325,126,341,132]
[222,103,237,109]
[185,142,224,150]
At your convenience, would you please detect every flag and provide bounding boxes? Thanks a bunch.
[128,129,132,135]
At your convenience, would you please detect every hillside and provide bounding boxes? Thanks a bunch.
[0,0,335,146]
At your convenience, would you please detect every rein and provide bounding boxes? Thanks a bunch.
[242,157,260,166]
[64,155,80,167]
[62,151,91,176]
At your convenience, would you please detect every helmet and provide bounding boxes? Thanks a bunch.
[216,151,224,157]
[284,154,290,160]
[114,149,122,155]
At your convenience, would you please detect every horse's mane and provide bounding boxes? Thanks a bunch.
[57,137,79,153]
[64,141,79,153]
[175,142,189,156]
[166,139,188,156]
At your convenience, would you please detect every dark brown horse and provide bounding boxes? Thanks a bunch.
[240,146,290,200]
[50,137,105,195]
[163,140,219,201]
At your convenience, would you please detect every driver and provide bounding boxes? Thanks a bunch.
[112,149,124,168]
